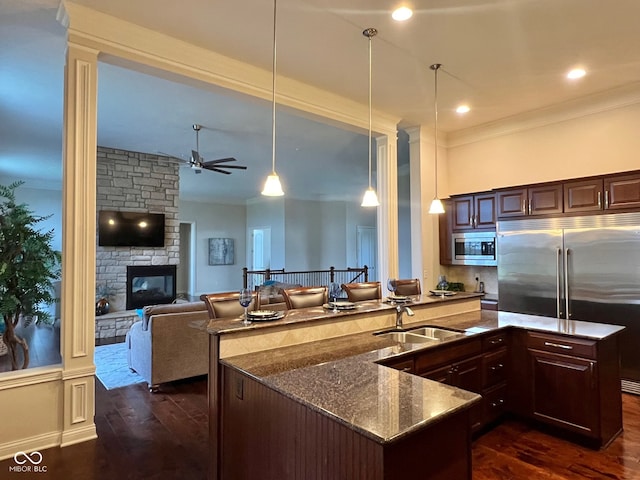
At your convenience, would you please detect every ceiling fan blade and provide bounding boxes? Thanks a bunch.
[191,149,202,164]
[211,164,247,170]
[205,166,232,175]
[201,157,237,166]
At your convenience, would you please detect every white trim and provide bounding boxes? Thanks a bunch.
[0,431,62,462]
[60,424,98,448]
[0,367,63,391]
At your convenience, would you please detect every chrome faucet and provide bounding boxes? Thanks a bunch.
[395,305,415,329]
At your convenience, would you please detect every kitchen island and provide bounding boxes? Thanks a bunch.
[203,293,624,480]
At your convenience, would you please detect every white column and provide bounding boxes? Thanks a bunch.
[60,41,99,446]
[406,126,444,291]
[376,132,399,285]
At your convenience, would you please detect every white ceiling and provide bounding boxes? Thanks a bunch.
[2,0,640,203]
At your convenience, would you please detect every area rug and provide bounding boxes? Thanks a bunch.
[94,342,145,390]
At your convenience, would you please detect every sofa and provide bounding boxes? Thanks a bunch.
[126,301,210,391]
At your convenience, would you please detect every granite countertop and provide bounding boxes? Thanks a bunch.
[205,291,484,335]
[220,306,624,445]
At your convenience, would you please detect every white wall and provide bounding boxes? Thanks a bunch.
[284,199,347,270]
[446,101,640,196]
[178,200,247,295]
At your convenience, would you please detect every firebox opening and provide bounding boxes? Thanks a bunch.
[126,265,177,310]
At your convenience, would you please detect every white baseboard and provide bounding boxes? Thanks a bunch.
[61,424,97,447]
[0,431,62,461]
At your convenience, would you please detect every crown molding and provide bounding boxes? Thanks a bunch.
[448,82,640,147]
[61,1,400,137]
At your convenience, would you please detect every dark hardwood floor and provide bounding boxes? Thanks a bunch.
[1,377,638,479]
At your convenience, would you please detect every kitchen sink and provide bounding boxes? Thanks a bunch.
[375,331,438,344]
[405,326,466,341]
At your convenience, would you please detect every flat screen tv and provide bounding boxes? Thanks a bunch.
[98,211,165,247]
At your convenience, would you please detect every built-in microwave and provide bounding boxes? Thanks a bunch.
[452,232,497,266]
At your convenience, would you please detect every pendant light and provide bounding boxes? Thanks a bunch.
[361,27,380,207]
[261,0,284,196]
[428,63,445,214]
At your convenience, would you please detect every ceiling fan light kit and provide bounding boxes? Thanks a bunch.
[361,27,380,208]
[261,0,285,197]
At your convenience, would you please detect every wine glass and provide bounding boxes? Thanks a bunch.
[329,282,341,313]
[387,278,397,304]
[239,288,253,325]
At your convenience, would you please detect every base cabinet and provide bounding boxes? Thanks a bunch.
[529,349,598,435]
[521,331,622,447]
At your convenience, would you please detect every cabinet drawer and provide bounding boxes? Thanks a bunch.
[414,339,482,374]
[483,383,507,425]
[482,331,507,351]
[382,356,414,373]
[526,332,596,359]
[483,348,507,387]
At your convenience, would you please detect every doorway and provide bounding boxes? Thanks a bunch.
[251,227,271,270]
[177,222,196,299]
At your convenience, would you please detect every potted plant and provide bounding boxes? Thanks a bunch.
[0,181,61,370]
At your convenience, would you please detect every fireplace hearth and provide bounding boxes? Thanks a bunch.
[126,265,177,310]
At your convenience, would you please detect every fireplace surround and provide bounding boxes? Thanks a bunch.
[126,265,177,310]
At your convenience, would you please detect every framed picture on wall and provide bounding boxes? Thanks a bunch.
[208,238,235,265]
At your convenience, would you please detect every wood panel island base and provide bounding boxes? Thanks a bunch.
[221,366,475,480]
[203,294,624,480]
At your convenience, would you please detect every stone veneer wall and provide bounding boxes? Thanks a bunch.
[96,146,180,313]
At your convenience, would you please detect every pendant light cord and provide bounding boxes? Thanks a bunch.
[431,63,441,198]
[363,28,377,189]
[367,31,372,189]
[271,0,278,174]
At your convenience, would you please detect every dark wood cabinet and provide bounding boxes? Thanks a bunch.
[523,331,622,447]
[452,193,496,230]
[604,173,640,210]
[564,178,604,212]
[439,199,453,265]
[529,348,598,436]
[496,188,527,217]
[497,184,563,218]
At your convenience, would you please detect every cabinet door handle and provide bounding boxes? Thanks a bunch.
[521,199,526,214]
[604,190,610,209]
[401,366,412,373]
[491,399,505,408]
[469,216,473,227]
[528,198,532,215]
[597,191,602,209]
[544,341,573,350]
[490,363,504,371]
[490,338,504,345]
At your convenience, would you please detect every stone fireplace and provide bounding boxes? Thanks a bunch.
[95,146,180,313]
[126,265,177,310]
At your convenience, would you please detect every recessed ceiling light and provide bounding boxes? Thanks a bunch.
[392,6,413,21]
[456,105,470,114]
[567,68,586,79]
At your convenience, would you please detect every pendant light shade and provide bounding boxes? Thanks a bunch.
[361,27,379,208]
[261,0,284,197]
[429,63,444,214]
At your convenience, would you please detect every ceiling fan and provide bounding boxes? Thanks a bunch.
[184,124,247,175]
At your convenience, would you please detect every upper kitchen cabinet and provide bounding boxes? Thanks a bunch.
[564,178,604,213]
[564,172,640,213]
[604,173,640,210]
[496,184,563,219]
[439,199,453,265]
[451,193,496,230]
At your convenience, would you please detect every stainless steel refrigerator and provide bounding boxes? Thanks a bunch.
[497,212,640,394]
